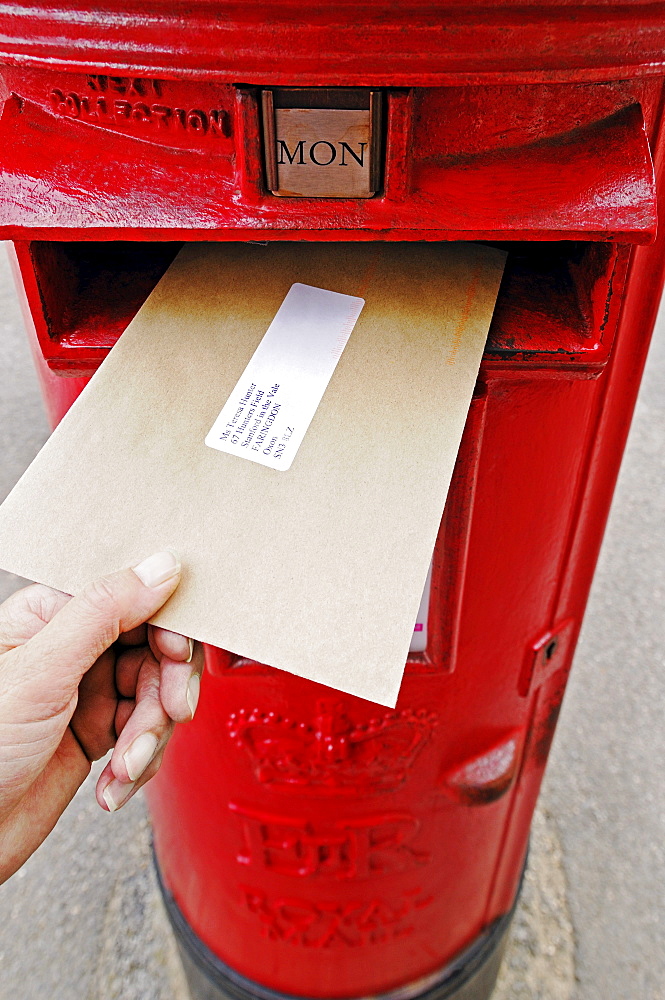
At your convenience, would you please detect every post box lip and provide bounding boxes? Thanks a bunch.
[1,3,665,86]
[0,228,657,245]
[0,95,655,245]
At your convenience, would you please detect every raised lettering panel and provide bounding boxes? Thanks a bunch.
[11,71,236,152]
[48,86,231,144]
[229,804,430,879]
[240,885,434,947]
[271,108,373,198]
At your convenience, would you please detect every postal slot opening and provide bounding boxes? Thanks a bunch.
[19,238,619,375]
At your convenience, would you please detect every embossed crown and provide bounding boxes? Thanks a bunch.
[227,699,437,794]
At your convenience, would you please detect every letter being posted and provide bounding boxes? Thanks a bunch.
[0,242,506,707]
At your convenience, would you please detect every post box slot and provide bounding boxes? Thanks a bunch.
[17,238,622,375]
[17,240,182,371]
[29,241,181,347]
[485,240,624,364]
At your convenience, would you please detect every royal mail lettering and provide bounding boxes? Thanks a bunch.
[230,803,430,879]
[241,885,434,948]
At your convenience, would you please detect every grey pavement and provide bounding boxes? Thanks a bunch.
[543,290,665,1000]
[0,243,662,999]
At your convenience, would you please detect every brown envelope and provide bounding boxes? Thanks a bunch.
[0,242,505,706]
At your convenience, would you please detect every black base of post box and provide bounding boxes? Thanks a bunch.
[155,858,522,1000]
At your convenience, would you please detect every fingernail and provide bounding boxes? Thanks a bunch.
[123,732,159,782]
[187,673,200,719]
[103,779,136,813]
[133,550,180,588]
[186,638,194,664]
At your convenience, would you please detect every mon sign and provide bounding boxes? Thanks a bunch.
[262,90,381,198]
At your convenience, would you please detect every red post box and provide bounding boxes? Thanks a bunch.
[1,6,664,999]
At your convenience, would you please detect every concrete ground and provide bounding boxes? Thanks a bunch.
[0,243,662,1000]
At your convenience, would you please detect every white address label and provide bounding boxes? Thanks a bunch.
[205,282,365,471]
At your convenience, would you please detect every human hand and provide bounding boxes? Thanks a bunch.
[0,550,203,883]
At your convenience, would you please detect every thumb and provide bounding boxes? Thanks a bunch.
[19,550,182,695]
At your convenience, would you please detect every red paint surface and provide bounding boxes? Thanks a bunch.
[2,6,665,997]
[0,79,657,245]
[2,3,665,85]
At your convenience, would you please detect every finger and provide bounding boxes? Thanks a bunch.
[117,624,148,648]
[159,641,204,723]
[108,651,174,784]
[117,639,201,718]
[19,550,181,706]
[115,698,134,737]
[149,625,193,663]
[115,645,151,700]
[96,745,166,813]
[0,584,71,654]
[69,647,118,760]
